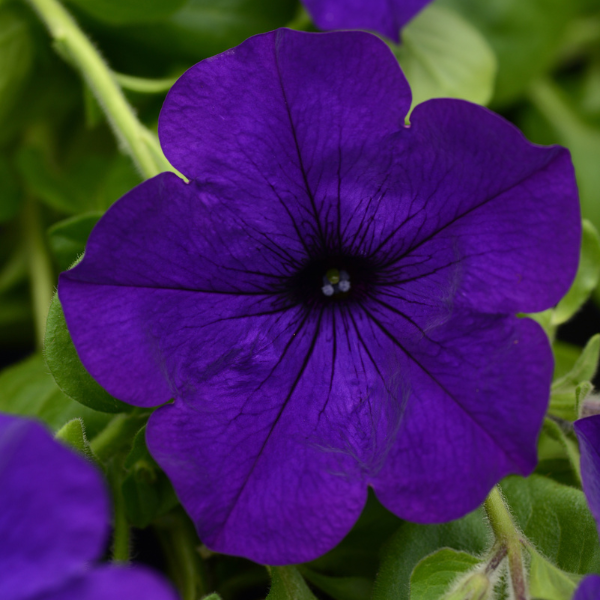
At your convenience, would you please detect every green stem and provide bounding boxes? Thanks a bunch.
[22,197,54,349]
[483,487,528,600]
[114,72,178,94]
[155,509,208,600]
[25,0,161,179]
[107,458,129,563]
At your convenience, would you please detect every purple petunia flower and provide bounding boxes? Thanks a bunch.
[59,29,580,564]
[0,414,178,600]
[302,0,431,42]
[574,416,600,600]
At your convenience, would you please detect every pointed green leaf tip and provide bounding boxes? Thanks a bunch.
[409,549,483,600]
[267,566,318,600]
[55,417,93,458]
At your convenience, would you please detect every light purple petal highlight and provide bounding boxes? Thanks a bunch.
[303,0,431,42]
[0,415,109,600]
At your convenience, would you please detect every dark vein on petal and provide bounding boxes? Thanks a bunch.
[273,34,326,250]
[359,305,518,465]
[214,307,324,543]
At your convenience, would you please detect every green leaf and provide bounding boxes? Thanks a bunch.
[0,353,110,437]
[409,549,483,600]
[122,0,297,62]
[47,213,102,271]
[44,293,133,414]
[553,220,600,325]
[267,566,317,600]
[0,6,34,123]
[300,567,372,600]
[553,341,582,380]
[501,474,600,574]
[529,549,581,600]
[65,0,186,25]
[392,5,496,109]
[550,334,600,420]
[373,510,490,600]
[121,426,178,528]
[441,0,575,105]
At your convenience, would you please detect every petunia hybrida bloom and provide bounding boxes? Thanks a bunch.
[0,414,178,600]
[302,0,431,42]
[59,29,580,564]
[574,416,600,600]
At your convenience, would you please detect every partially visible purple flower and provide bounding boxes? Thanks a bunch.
[574,416,600,600]
[302,0,431,42]
[574,576,600,600]
[59,29,580,564]
[0,414,177,600]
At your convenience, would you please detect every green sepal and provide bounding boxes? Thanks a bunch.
[55,417,95,460]
[552,220,600,326]
[409,549,484,600]
[0,353,111,437]
[528,548,581,600]
[121,425,178,528]
[391,4,496,111]
[44,293,133,414]
[550,334,600,420]
[266,566,317,600]
[553,341,581,380]
[201,595,223,600]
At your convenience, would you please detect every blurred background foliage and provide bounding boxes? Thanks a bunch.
[2,0,600,598]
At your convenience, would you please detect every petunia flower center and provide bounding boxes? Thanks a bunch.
[321,268,351,296]
[285,254,377,308]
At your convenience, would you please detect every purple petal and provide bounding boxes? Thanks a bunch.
[302,0,430,42]
[575,415,600,536]
[159,29,411,183]
[369,314,551,522]
[36,566,179,600]
[367,100,580,316]
[59,172,310,407]
[0,415,109,600]
[574,576,600,600]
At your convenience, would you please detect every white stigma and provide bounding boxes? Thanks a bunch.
[321,269,351,296]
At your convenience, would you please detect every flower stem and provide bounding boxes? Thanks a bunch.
[154,508,209,600]
[107,458,129,563]
[22,197,54,349]
[483,487,529,600]
[25,0,161,179]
